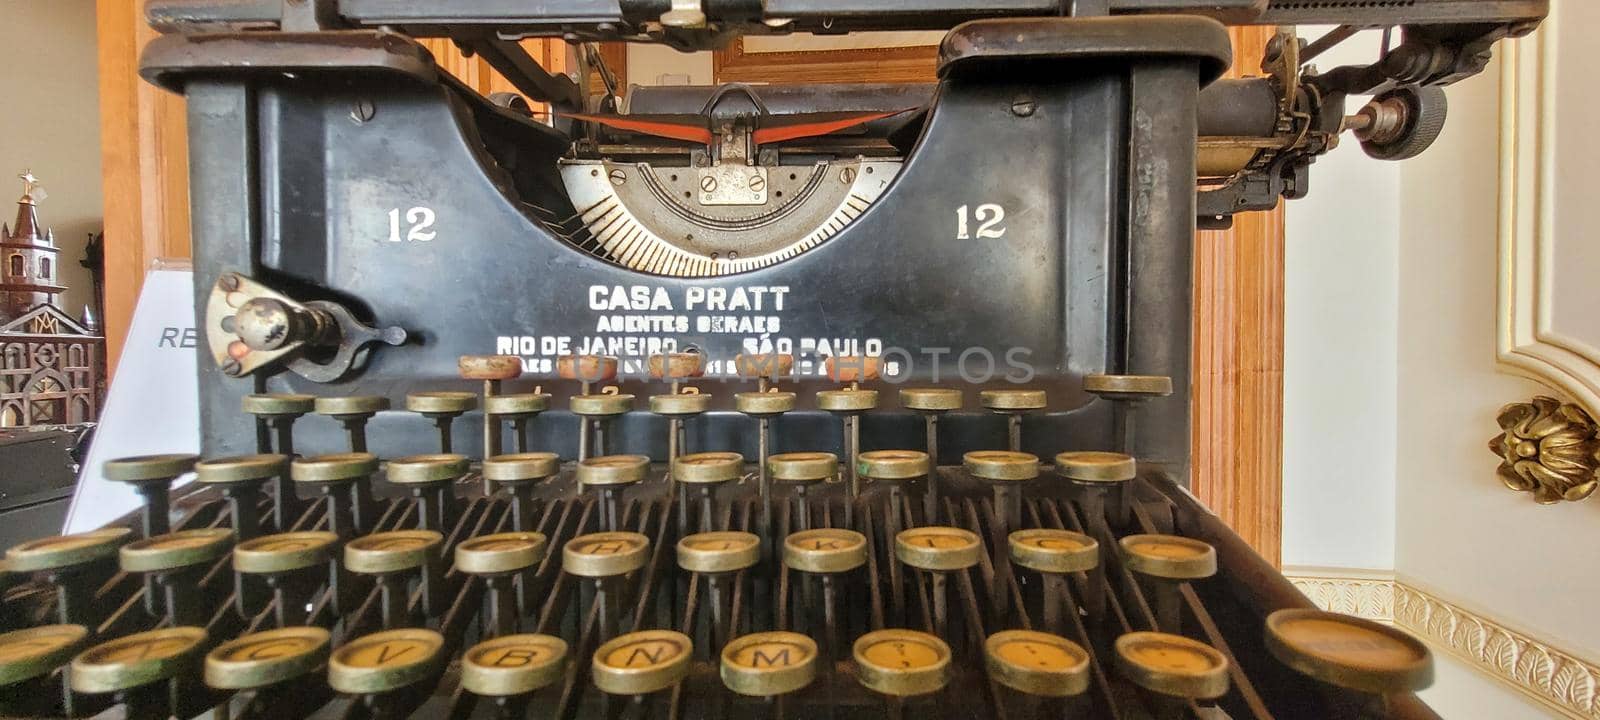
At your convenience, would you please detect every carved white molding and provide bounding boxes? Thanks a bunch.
[1497,4,1600,417]
[1285,570,1600,718]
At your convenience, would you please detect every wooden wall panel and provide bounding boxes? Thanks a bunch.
[1190,25,1285,566]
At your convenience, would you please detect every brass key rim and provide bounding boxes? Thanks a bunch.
[385,454,468,485]
[963,450,1040,481]
[404,391,478,415]
[980,388,1048,411]
[5,528,132,573]
[0,624,89,684]
[592,630,692,696]
[577,455,651,486]
[461,634,569,696]
[484,393,552,416]
[70,626,207,694]
[1265,609,1433,695]
[455,532,548,575]
[102,453,198,482]
[563,532,650,577]
[672,452,744,484]
[292,453,380,483]
[735,391,796,415]
[233,531,340,574]
[482,453,561,482]
[205,626,331,690]
[899,387,963,411]
[1114,632,1230,700]
[328,628,445,695]
[241,393,316,416]
[1008,529,1099,574]
[816,388,879,412]
[825,356,882,383]
[458,354,523,380]
[649,392,712,416]
[315,395,390,417]
[570,393,636,416]
[720,631,818,697]
[677,531,761,574]
[734,353,795,380]
[558,355,619,382]
[857,450,930,480]
[1083,374,1174,397]
[853,629,952,697]
[783,528,867,574]
[194,454,289,484]
[1055,451,1137,483]
[1119,534,1218,580]
[119,528,234,573]
[768,452,838,482]
[895,526,982,571]
[344,530,443,574]
[984,630,1091,698]
[647,352,705,379]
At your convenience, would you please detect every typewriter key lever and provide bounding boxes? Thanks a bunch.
[456,532,549,638]
[578,455,650,532]
[564,355,631,461]
[232,531,340,626]
[0,625,89,715]
[194,454,288,539]
[820,356,881,523]
[344,530,447,628]
[1115,632,1230,720]
[460,355,524,460]
[981,389,1047,452]
[854,628,952,719]
[204,626,332,715]
[591,630,693,712]
[985,629,1091,717]
[206,272,405,382]
[1265,609,1434,713]
[1009,529,1098,635]
[315,396,390,453]
[678,531,761,656]
[120,528,235,627]
[1120,534,1217,634]
[71,626,209,720]
[895,526,981,643]
[461,634,568,718]
[564,532,651,643]
[720,631,818,720]
[4,528,132,626]
[735,353,796,539]
[899,388,963,522]
[327,628,446,719]
[102,454,197,538]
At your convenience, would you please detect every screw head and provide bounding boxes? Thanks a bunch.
[221,360,244,377]
[1011,95,1036,117]
[218,273,241,292]
[748,175,766,193]
[608,169,627,186]
[350,99,377,123]
[839,167,857,184]
[700,176,719,193]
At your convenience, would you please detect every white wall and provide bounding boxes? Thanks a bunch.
[625,45,714,87]
[0,0,101,319]
[1281,29,1401,571]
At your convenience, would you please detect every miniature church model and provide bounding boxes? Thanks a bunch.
[0,172,104,427]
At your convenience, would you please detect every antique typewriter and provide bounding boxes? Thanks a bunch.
[0,1,1546,718]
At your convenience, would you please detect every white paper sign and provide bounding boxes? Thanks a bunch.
[65,270,201,532]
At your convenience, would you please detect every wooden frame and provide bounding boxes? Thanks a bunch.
[714,37,938,84]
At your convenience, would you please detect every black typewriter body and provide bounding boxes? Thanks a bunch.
[0,2,1546,719]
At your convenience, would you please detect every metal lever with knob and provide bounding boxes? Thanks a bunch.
[206,272,406,382]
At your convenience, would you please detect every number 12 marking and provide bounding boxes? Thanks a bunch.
[955,204,1007,240]
[387,207,437,242]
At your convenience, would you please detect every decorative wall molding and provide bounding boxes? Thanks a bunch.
[1395,582,1600,720]
[1286,569,1600,719]
[1496,4,1600,419]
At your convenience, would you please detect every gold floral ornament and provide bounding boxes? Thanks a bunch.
[1488,396,1600,504]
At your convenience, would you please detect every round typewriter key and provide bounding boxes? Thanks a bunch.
[816,388,878,412]
[673,451,744,484]
[1120,535,1217,580]
[344,530,443,574]
[1114,631,1229,700]
[858,449,930,480]
[242,393,317,417]
[735,353,794,382]
[895,527,981,572]
[71,626,208,694]
[563,532,650,578]
[571,390,634,461]
[1056,451,1137,483]
[407,391,477,453]
[964,450,1040,482]
[1083,374,1174,397]
[980,388,1048,411]
[825,355,882,383]
[462,634,568,696]
[484,394,552,454]
[459,354,523,381]
[735,390,797,415]
[328,628,445,695]
[103,453,197,538]
[0,624,88,685]
[965,450,1038,619]
[233,531,338,574]
[385,454,467,532]
[196,453,288,539]
[315,395,390,453]
[649,391,712,415]
[721,631,818,697]
[592,630,692,696]
[204,626,330,690]
[577,455,650,486]
[5,527,131,573]
[900,387,963,411]
[1009,529,1098,574]
[769,452,838,482]
[569,392,635,416]
[119,528,234,573]
[783,528,867,575]
[1264,609,1433,695]
[483,453,560,532]
[558,355,619,383]
[293,453,380,537]
[677,531,761,575]
[853,629,952,697]
[648,352,706,379]
[456,532,548,575]
[985,630,1091,698]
